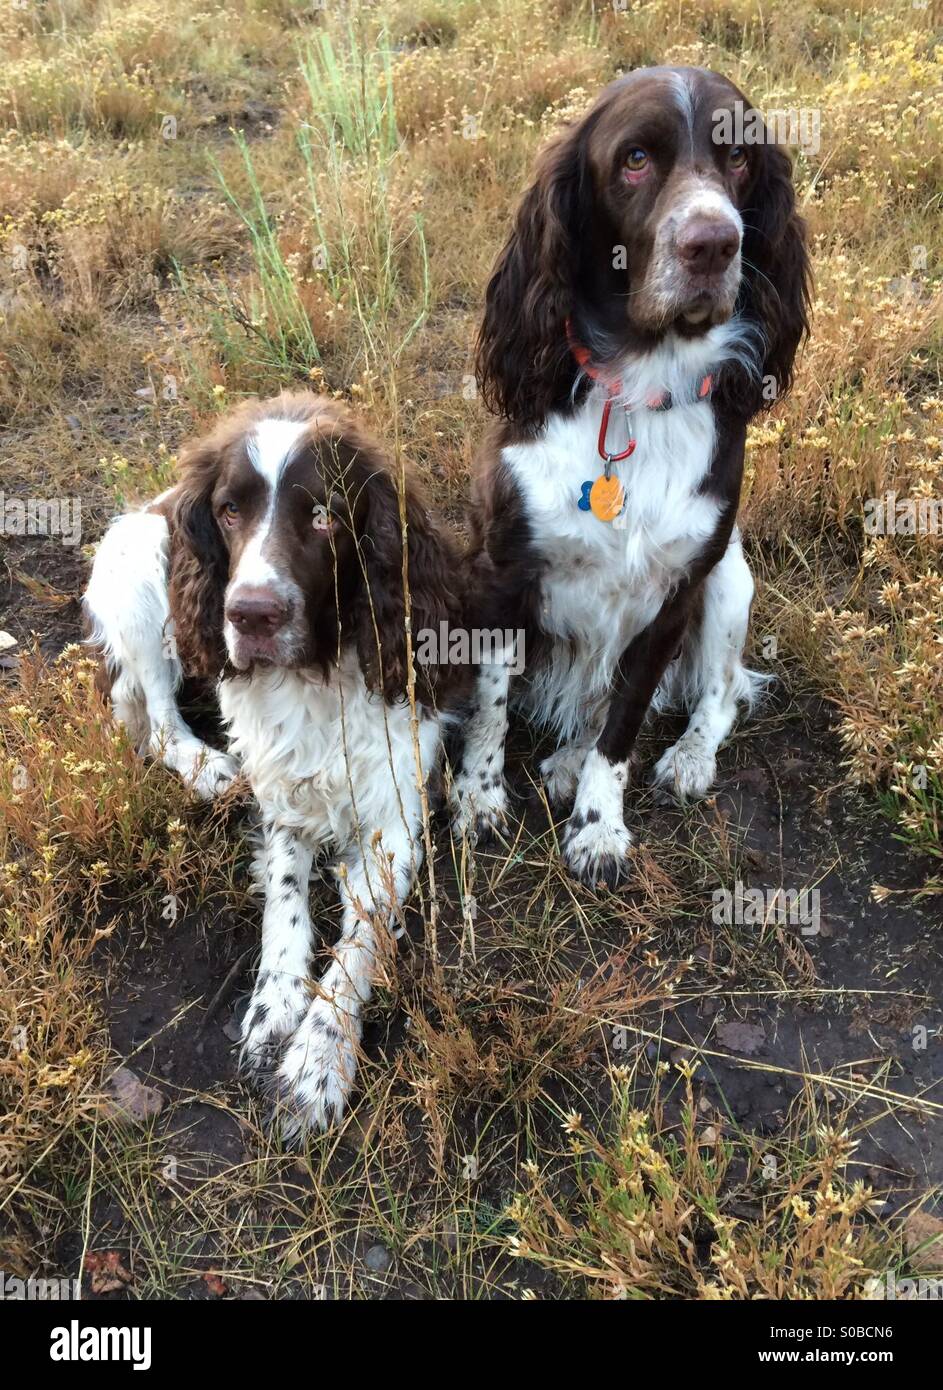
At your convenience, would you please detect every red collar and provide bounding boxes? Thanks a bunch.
[566,318,713,464]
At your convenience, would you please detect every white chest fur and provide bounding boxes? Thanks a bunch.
[219,656,437,847]
[501,328,749,742]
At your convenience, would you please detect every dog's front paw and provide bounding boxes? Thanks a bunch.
[451,770,510,845]
[270,1000,360,1140]
[238,971,311,1074]
[652,737,716,802]
[187,747,240,800]
[562,814,633,889]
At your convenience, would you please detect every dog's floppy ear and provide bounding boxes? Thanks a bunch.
[167,435,229,679]
[357,458,461,703]
[476,121,590,430]
[740,140,812,410]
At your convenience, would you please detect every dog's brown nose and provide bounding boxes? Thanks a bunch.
[226,588,290,637]
[677,219,740,275]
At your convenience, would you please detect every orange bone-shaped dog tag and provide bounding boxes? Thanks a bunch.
[588,473,625,522]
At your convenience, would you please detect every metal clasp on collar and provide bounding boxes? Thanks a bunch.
[597,396,637,466]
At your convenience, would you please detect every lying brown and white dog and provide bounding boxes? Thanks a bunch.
[85,393,463,1135]
[454,66,812,886]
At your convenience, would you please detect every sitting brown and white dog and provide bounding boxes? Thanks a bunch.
[453,66,812,887]
[85,393,463,1135]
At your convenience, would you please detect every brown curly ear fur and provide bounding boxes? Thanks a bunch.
[167,437,229,679]
[476,120,593,432]
[727,141,812,417]
[357,461,463,704]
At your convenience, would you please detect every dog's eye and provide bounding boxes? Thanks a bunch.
[311,504,333,533]
[220,501,239,525]
[729,145,748,170]
[624,148,649,173]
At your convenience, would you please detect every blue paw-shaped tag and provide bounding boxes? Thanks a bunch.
[577,481,593,511]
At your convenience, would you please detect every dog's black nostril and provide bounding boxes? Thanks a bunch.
[226,590,290,637]
[677,219,740,275]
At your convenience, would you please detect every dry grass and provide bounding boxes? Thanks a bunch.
[509,1065,896,1300]
[1,0,941,1298]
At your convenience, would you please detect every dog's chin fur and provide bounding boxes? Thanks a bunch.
[676,306,734,334]
[636,292,738,338]
[680,295,733,326]
[622,260,743,339]
[225,626,308,672]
